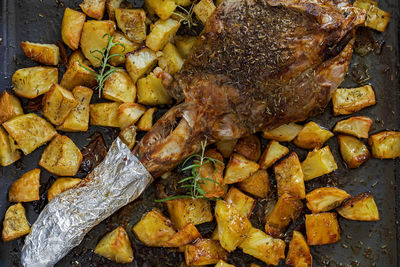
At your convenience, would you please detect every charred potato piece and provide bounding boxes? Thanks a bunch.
[132,210,176,247]
[137,107,156,131]
[216,139,237,159]
[118,103,146,129]
[9,169,40,202]
[305,212,340,245]
[109,31,139,66]
[164,223,201,247]
[333,116,372,138]
[368,131,400,159]
[185,239,228,266]
[286,231,312,267]
[293,121,334,149]
[3,113,57,155]
[301,146,338,181]
[115,8,147,43]
[61,8,86,50]
[103,69,137,103]
[223,153,259,184]
[167,198,213,230]
[332,85,376,116]
[47,177,82,201]
[146,18,180,51]
[237,169,270,198]
[198,149,225,198]
[262,123,303,142]
[20,41,60,66]
[39,134,82,176]
[126,48,158,83]
[233,135,261,162]
[306,187,350,213]
[90,102,121,127]
[68,50,91,68]
[175,35,197,58]
[0,91,23,124]
[0,127,21,167]
[137,72,172,105]
[193,0,216,24]
[60,61,97,90]
[12,67,58,99]
[259,140,289,169]
[354,0,391,32]
[337,192,379,221]
[224,187,255,218]
[80,0,106,20]
[274,152,305,199]
[338,135,370,168]
[94,226,134,263]
[145,0,176,20]
[119,125,137,149]
[215,260,235,267]
[159,42,184,75]
[2,203,30,242]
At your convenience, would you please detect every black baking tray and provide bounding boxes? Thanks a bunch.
[0,0,399,266]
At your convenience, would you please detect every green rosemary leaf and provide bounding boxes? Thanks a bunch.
[155,195,193,202]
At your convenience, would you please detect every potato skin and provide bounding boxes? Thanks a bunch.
[62,8,86,50]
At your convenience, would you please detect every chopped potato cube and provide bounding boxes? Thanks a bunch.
[68,50,91,68]
[223,153,259,184]
[332,85,376,116]
[115,8,147,43]
[2,203,30,242]
[185,239,228,266]
[237,170,269,198]
[20,41,60,66]
[306,187,350,213]
[90,102,121,127]
[259,140,289,169]
[61,8,86,50]
[9,169,40,202]
[215,260,235,267]
[333,116,372,139]
[61,61,97,90]
[274,152,305,199]
[175,35,197,58]
[109,31,140,66]
[137,72,172,105]
[224,187,254,218]
[94,226,134,263]
[338,135,370,168]
[145,0,177,20]
[47,177,81,201]
[164,223,201,247]
[305,213,340,245]
[368,131,400,159]
[39,135,82,176]
[293,121,333,149]
[3,113,57,155]
[198,149,225,198]
[0,127,21,167]
[159,43,184,75]
[126,48,158,83]
[337,192,379,221]
[262,123,303,142]
[118,103,146,129]
[174,0,191,6]
[137,107,156,131]
[167,198,213,230]
[12,66,58,99]
[146,18,180,51]
[106,0,133,20]
[0,92,23,124]
[233,135,261,162]
[103,70,137,103]
[80,0,106,20]
[354,0,391,32]
[216,139,237,159]
[193,0,216,24]
[286,231,312,267]
[301,146,338,181]
[119,125,137,150]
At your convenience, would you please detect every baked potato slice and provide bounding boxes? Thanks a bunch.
[164,223,201,247]
[332,85,376,116]
[259,140,289,169]
[175,35,197,58]
[9,169,40,202]
[305,212,340,245]
[159,42,184,75]
[337,192,379,221]
[224,187,255,218]
[368,131,400,159]
[223,153,260,184]
[215,139,237,159]
[61,8,86,50]
[0,92,23,124]
[0,126,21,167]
[115,8,147,43]
[233,135,261,162]
[119,125,137,150]
[2,203,30,242]
[215,260,235,267]
[306,187,350,213]
[118,103,146,129]
[237,169,269,198]
[262,122,303,142]
[103,69,137,103]
[137,107,156,131]
[198,149,225,198]
[109,31,140,66]
[185,239,228,266]
[137,72,172,105]
[126,48,158,83]
[193,0,216,24]
[354,0,391,32]
[68,50,91,68]
[47,177,82,201]
[145,0,177,20]
[167,198,213,230]
[80,0,106,20]
[60,61,97,90]
[286,231,312,267]
[301,146,338,181]
[90,102,121,127]
[338,135,370,168]
[274,152,305,199]
[146,18,180,51]
[333,116,372,139]
[20,41,60,66]
[293,121,334,149]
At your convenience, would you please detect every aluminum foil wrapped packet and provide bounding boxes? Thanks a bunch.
[21,138,153,267]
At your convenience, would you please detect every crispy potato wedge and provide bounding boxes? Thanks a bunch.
[354,0,391,32]
[2,203,30,242]
[9,169,40,202]
[215,260,235,267]
[215,200,252,252]
[216,139,237,159]
[167,198,213,230]
[224,187,255,218]
[259,140,289,170]
[103,69,137,103]
[337,192,379,221]
[68,50,91,68]
[60,61,97,90]
[42,84,79,125]
[332,85,376,116]
[137,72,172,105]
[80,0,106,20]
[3,113,57,155]
[333,116,372,139]
[274,152,305,199]
[301,146,338,181]
[237,170,269,198]
[137,107,156,131]
[306,187,350,213]
[126,48,158,83]
[146,18,180,51]
[47,177,81,201]
[12,67,58,99]
[132,210,176,247]
[239,227,286,266]
[265,193,303,238]
[338,135,370,168]
[233,135,261,162]
[164,223,201,247]
[198,149,225,198]
[106,0,132,20]
[368,131,400,158]
[175,35,197,58]
[193,0,216,24]
[118,103,146,129]
[115,8,146,43]
[305,212,340,245]
[0,127,21,167]
[20,41,60,66]
[262,123,303,142]
[185,239,228,266]
[95,226,134,263]
[39,135,82,176]
[61,8,86,50]
[159,42,184,75]
[286,231,312,267]
[145,0,176,20]
[119,125,137,149]
[90,102,121,127]
[293,121,334,149]
[109,31,139,66]
[223,153,260,184]
[0,91,23,124]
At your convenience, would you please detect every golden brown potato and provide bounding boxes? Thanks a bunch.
[306,187,350,213]
[103,70,136,103]
[42,84,79,126]
[233,135,261,162]
[215,200,252,252]
[47,177,81,201]
[80,0,106,20]
[338,135,370,168]
[259,140,289,170]
[39,134,82,176]
[333,116,372,138]
[305,212,340,245]
[337,192,379,221]
[193,0,216,24]
[137,107,156,131]
[224,187,255,218]
[164,223,201,247]
[274,152,305,199]
[265,193,303,238]
[106,0,133,20]
[61,8,86,50]
[109,31,140,66]
[119,125,137,150]
[185,239,228,266]
[0,126,21,167]
[159,42,184,75]
[332,85,376,116]
[3,113,57,155]
[301,146,338,181]
[118,103,146,129]
[146,18,180,51]
[132,210,176,247]
[94,226,134,263]
[145,0,177,20]
[223,153,260,184]
[175,35,197,58]
[90,102,121,127]
[215,260,235,267]
[167,198,213,230]
[0,91,23,125]
[126,48,158,83]
[12,67,58,99]
[215,139,237,159]
[20,41,60,66]
[137,72,172,105]
[250,264,261,267]
[80,20,116,67]
[354,0,391,32]
[286,231,312,267]
[68,50,91,68]
[198,149,225,198]
[115,8,147,43]
[368,131,400,159]
[239,227,286,266]
[262,123,303,142]
[9,169,40,202]
[237,170,269,198]
[2,203,30,242]
[60,61,97,90]
[293,121,334,149]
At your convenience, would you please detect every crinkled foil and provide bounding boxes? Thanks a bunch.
[21,138,153,267]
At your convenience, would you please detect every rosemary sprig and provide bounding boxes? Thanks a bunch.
[172,4,198,29]
[155,140,224,202]
[79,33,125,97]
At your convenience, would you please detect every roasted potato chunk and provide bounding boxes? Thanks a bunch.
[164,223,201,247]
[80,0,106,20]
[223,153,259,184]
[332,85,376,116]
[216,139,237,159]
[233,135,261,162]
[61,8,86,50]
[12,67,58,99]
[286,231,312,267]
[306,187,350,213]
[239,227,286,266]
[259,140,289,169]
[0,127,21,167]
[215,260,235,267]
[193,0,216,24]
[2,203,30,242]
[109,31,139,66]
[354,0,391,32]
[47,177,81,201]
[137,72,172,105]
[333,116,372,139]
[9,169,40,202]
[90,102,121,127]
[106,0,133,20]
[237,170,269,198]
[137,107,156,131]
[185,239,228,266]
[60,61,97,90]
[118,103,146,129]
[305,212,340,245]
[94,226,134,263]
[103,70,137,103]
[68,50,91,68]
[146,18,180,51]
[167,198,213,230]
[368,131,400,159]
[198,149,225,198]
[301,146,338,181]
[126,48,158,83]
[115,8,146,43]
[3,113,57,155]
[39,135,82,176]
[215,200,252,252]
[159,42,184,75]
[0,91,23,124]
[274,152,305,199]
[293,121,334,149]
[145,0,177,20]
[337,192,379,221]
[262,123,303,142]
[175,35,197,58]
[132,210,176,247]
[338,135,370,168]
[224,187,255,218]
[119,125,137,149]
[20,41,60,66]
